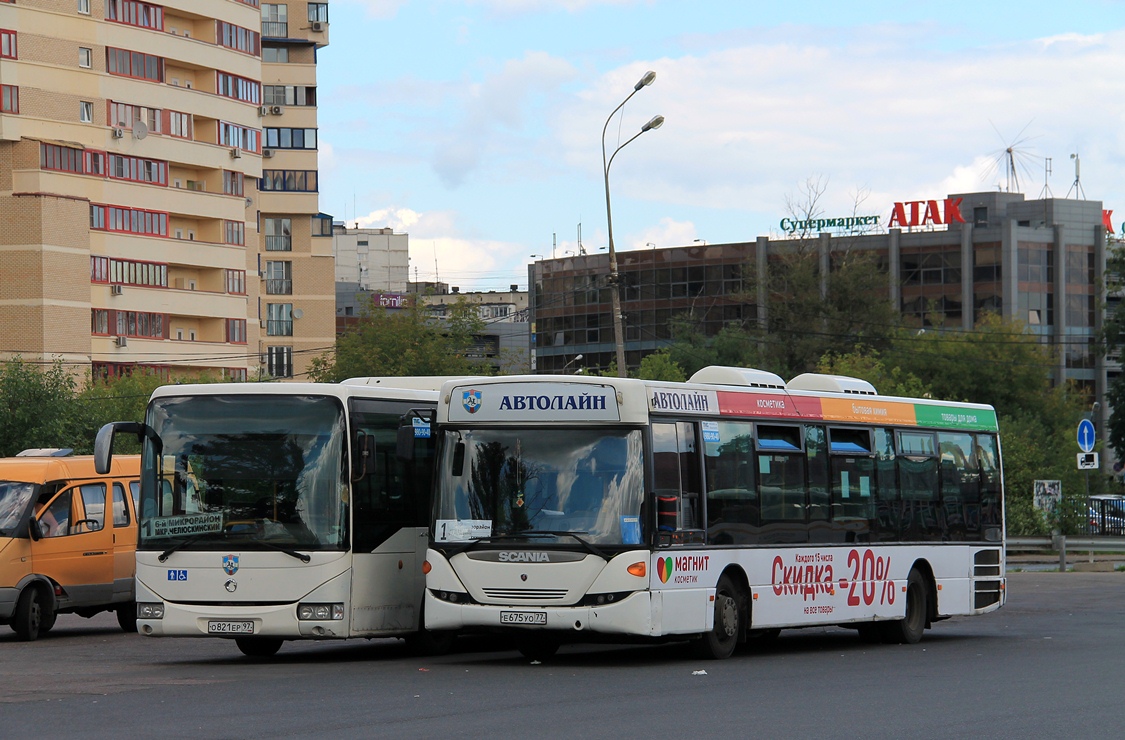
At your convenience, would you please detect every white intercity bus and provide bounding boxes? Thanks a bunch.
[421,367,1006,660]
[95,379,451,657]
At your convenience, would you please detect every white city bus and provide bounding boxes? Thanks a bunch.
[422,367,1005,660]
[95,379,450,657]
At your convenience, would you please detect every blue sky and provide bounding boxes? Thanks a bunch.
[318,0,1125,291]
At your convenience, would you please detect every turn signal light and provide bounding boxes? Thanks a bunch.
[421,560,432,575]
[627,562,646,577]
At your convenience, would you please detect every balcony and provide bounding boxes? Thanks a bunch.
[266,320,293,336]
[262,22,288,38]
[265,279,293,295]
[265,235,292,252]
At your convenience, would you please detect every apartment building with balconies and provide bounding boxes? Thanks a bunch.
[0,0,332,382]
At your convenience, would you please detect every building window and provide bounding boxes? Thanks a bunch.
[219,121,260,152]
[108,154,167,185]
[262,46,289,63]
[312,214,332,236]
[216,72,261,104]
[308,3,328,23]
[266,346,293,378]
[107,258,168,287]
[106,1,164,31]
[266,303,293,336]
[264,218,292,251]
[106,48,164,82]
[262,4,288,37]
[223,367,248,382]
[1,29,16,59]
[226,319,247,344]
[79,47,92,68]
[263,85,316,106]
[41,144,85,173]
[223,170,244,196]
[168,110,191,138]
[91,256,110,283]
[78,0,91,14]
[92,309,109,335]
[79,101,93,123]
[217,22,260,55]
[109,102,162,134]
[1,85,16,114]
[226,269,247,294]
[265,260,292,294]
[224,221,245,246]
[263,127,318,150]
[260,170,318,192]
[90,204,169,236]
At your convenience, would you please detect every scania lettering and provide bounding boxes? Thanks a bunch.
[95,378,457,658]
[423,369,1005,661]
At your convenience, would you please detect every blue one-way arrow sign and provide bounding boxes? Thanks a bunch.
[1077,418,1096,453]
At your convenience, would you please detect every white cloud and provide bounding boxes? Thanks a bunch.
[355,207,533,290]
[552,28,1125,221]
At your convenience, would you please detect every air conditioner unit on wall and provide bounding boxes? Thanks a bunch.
[111,128,125,138]
[114,336,128,348]
[262,149,274,158]
[110,284,123,295]
[311,21,324,31]
[269,106,282,115]
[230,148,242,159]
[258,105,268,116]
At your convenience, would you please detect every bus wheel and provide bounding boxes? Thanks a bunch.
[881,569,927,645]
[406,627,456,656]
[236,637,283,657]
[515,634,561,661]
[13,586,48,641]
[695,574,741,660]
[117,603,138,633]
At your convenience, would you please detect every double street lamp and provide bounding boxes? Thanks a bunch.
[602,70,664,377]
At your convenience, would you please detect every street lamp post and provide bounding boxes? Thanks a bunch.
[602,70,663,377]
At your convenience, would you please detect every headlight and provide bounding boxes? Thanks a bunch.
[297,603,344,620]
[138,602,164,619]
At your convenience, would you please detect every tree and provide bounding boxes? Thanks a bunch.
[816,349,930,398]
[1099,238,1125,456]
[72,371,171,454]
[308,299,491,382]
[636,350,686,382]
[0,359,81,457]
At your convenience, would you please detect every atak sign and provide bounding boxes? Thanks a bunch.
[887,198,966,228]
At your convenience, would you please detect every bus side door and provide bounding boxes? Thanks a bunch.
[32,482,115,606]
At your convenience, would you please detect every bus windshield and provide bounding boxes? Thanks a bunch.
[139,395,348,552]
[434,428,645,546]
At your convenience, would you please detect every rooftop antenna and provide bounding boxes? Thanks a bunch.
[1038,157,1053,199]
[984,120,1039,193]
[552,232,557,259]
[433,242,440,285]
[1065,152,1086,200]
[577,222,586,255]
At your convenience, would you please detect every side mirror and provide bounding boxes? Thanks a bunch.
[95,421,153,474]
[28,517,43,541]
[396,425,416,461]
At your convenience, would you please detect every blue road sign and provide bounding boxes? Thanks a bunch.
[1078,419,1096,453]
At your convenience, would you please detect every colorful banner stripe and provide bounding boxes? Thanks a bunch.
[714,391,998,432]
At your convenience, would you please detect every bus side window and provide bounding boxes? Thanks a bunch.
[704,421,757,545]
[652,422,702,540]
[112,483,131,527]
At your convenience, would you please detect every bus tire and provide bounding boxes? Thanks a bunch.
[235,637,283,657]
[515,634,561,661]
[880,569,927,645]
[695,573,741,660]
[117,602,138,633]
[13,586,48,641]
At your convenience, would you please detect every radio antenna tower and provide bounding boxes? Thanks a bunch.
[1065,152,1086,200]
[1038,158,1053,199]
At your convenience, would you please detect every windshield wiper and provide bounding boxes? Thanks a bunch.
[157,531,225,562]
[255,540,312,563]
[438,531,608,561]
[515,530,609,560]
